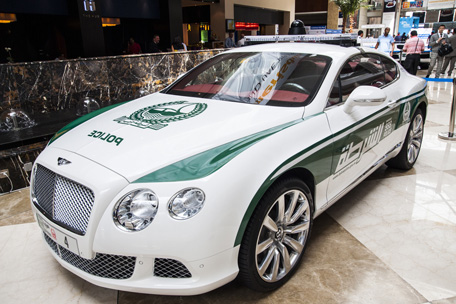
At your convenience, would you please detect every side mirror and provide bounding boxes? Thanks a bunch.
[343,86,387,114]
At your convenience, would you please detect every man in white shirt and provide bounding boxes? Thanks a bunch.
[237,34,246,47]
[375,27,395,56]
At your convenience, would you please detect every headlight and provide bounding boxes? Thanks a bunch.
[168,188,205,220]
[113,189,159,231]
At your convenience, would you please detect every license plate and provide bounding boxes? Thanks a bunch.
[37,214,80,256]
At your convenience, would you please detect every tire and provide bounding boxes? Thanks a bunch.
[386,108,424,170]
[238,178,313,292]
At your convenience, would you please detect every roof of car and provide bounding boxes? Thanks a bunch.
[224,43,394,63]
[225,42,361,60]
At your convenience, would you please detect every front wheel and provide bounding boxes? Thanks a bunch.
[238,178,313,292]
[387,108,424,170]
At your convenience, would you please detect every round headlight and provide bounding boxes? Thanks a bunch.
[113,189,159,231]
[168,188,205,220]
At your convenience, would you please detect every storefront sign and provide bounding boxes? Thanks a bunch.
[384,0,397,12]
[428,0,456,9]
[402,1,425,8]
[398,17,420,35]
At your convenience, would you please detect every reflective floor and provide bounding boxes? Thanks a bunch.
[1,71,456,304]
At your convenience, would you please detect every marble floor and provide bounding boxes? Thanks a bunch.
[1,71,456,304]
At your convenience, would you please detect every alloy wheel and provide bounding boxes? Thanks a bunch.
[255,189,310,282]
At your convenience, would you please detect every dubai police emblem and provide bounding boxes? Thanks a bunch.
[114,101,207,130]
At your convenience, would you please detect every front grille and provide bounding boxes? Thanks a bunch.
[33,164,95,235]
[154,258,192,278]
[44,233,59,255]
[43,233,136,280]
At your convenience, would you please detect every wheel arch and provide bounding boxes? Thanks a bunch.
[417,100,427,122]
[234,166,316,247]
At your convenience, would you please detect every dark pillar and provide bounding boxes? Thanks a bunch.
[75,0,106,57]
[166,0,183,43]
[157,0,183,51]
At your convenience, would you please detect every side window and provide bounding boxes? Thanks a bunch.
[340,55,386,102]
[365,54,385,87]
[327,61,357,106]
[381,56,398,84]
[328,76,341,106]
[328,54,386,107]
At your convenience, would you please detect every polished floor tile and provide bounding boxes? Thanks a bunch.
[327,172,456,301]
[0,188,34,227]
[0,223,117,304]
[1,76,455,303]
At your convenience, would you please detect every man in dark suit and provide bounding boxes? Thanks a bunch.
[426,25,448,78]
[149,35,162,53]
[442,28,456,76]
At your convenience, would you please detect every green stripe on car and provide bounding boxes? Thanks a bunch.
[133,118,306,183]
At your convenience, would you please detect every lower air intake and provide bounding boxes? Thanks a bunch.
[154,258,192,278]
[43,233,136,280]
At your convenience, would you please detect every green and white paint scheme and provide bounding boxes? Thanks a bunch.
[31,43,427,296]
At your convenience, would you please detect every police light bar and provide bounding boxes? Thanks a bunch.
[245,34,358,43]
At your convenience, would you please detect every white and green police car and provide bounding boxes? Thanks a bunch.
[31,38,427,295]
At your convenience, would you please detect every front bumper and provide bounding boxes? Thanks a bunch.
[31,147,243,295]
[39,229,239,295]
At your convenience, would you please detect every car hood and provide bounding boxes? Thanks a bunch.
[50,93,304,182]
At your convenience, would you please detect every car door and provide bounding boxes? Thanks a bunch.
[325,54,402,203]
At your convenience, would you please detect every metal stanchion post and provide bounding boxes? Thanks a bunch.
[438,78,456,141]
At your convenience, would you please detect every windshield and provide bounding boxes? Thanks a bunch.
[165,52,331,107]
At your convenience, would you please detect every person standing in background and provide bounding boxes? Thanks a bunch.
[171,36,187,52]
[237,34,246,47]
[375,27,395,56]
[402,30,425,75]
[357,30,364,46]
[127,37,141,54]
[149,35,162,53]
[441,28,456,76]
[225,32,236,48]
[401,32,407,42]
[426,25,448,78]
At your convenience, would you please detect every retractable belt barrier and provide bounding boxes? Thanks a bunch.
[426,77,456,141]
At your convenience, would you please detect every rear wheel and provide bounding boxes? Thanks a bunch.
[387,108,424,170]
[238,178,313,292]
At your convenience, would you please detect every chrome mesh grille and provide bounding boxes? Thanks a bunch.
[33,165,55,214]
[154,258,192,278]
[43,233,136,280]
[43,233,59,255]
[33,164,94,235]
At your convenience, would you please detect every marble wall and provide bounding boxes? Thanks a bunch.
[0,50,223,116]
[0,49,224,193]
